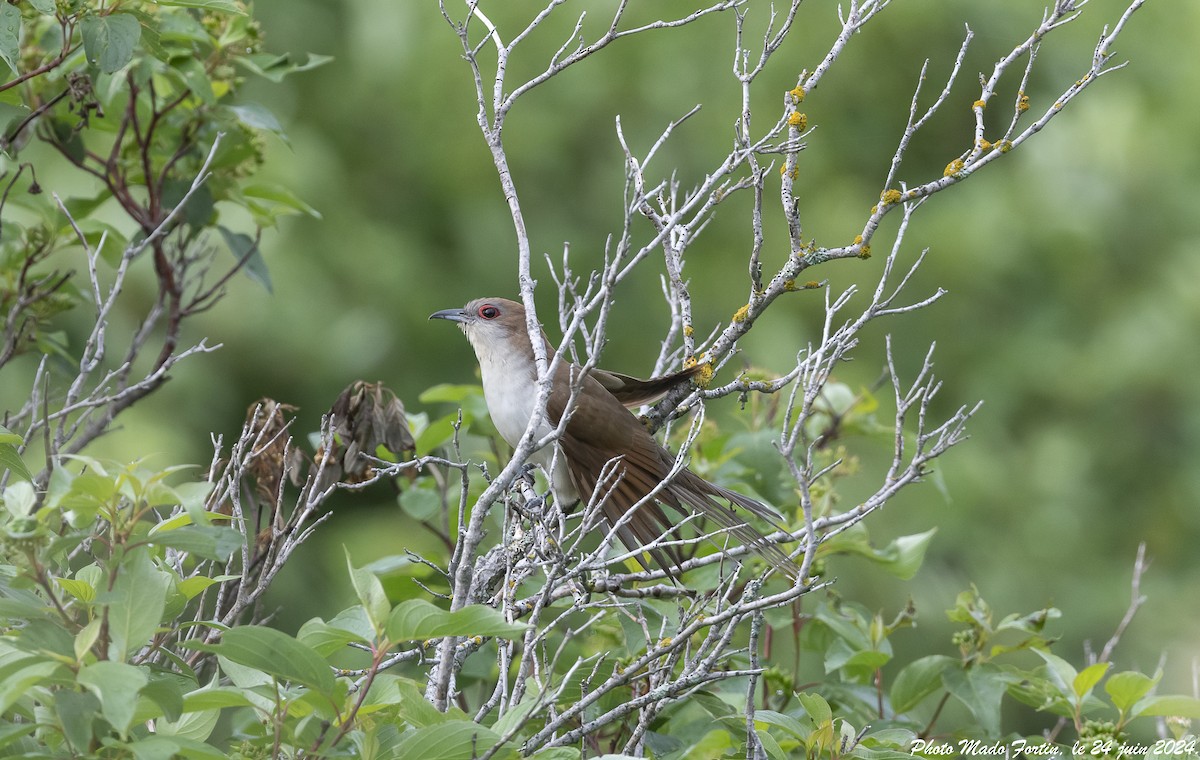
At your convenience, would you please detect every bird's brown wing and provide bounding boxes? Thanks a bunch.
[591,365,703,408]
[548,363,796,579]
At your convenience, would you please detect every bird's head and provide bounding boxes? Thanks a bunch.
[429,297,530,360]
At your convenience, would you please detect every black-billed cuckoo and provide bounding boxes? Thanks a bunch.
[431,297,795,578]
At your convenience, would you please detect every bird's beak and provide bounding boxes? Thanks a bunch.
[429,307,469,323]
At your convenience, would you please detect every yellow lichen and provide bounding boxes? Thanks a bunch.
[880,189,902,205]
[779,164,798,179]
[1017,92,1030,113]
[683,324,694,338]
[977,138,992,151]
[787,111,808,130]
[804,280,820,289]
[789,85,806,103]
[683,355,697,369]
[783,279,797,291]
[944,158,965,177]
[732,304,751,323]
[972,99,986,110]
[857,243,871,259]
[997,139,1013,153]
[695,362,714,388]
[658,638,673,647]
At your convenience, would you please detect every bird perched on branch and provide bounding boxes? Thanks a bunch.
[431,297,796,579]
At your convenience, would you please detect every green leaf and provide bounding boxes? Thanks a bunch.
[943,664,1009,737]
[146,525,242,562]
[156,706,221,743]
[890,655,956,714]
[1132,694,1200,719]
[81,13,142,74]
[235,51,333,83]
[1073,662,1110,700]
[386,600,528,642]
[77,661,148,737]
[56,576,97,604]
[754,710,811,740]
[393,720,503,760]
[183,625,335,695]
[346,548,391,634]
[28,0,57,14]
[55,689,100,753]
[218,226,272,293]
[1105,670,1160,713]
[0,657,64,714]
[298,617,369,657]
[0,4,19,74]
[2,480,35,518]
[104,548,171,662]
[227,102,287,141]
[415,413,460,456]
[0,427,31,482]
[797,691,832,725]
[151,0,248,14]
[1033,650,1079,702]
[399,482,441,521]
[240,183,322,219]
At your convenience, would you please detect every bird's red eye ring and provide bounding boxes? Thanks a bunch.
[478,304,500,320]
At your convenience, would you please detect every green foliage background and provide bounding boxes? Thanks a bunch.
[81,0,1200,701]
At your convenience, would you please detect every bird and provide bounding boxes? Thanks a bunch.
[430,297,796,579]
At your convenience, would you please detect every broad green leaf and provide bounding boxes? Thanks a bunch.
[104,548,171,662]
[184,625,335,695]
[399,483,441,521]
[347,548,391,634]
[2,480,35,517]
[181,685,255,712]
[1033,650,1078,701]
[121,737,181,760]
[393,676,461,728]
[0,4,18,74]
[1132,694,1200,719]
[797,691,832,726]
[0,658,64,714]
[943,664,1009,737]
[756,728,788,760]
[240,183,322,219]
[298,617,369,657]
[55,689,100,753]
[177,575,238,600]
[492,686,542,738]
[0,442,32,483]
[77,661,148,736]
[415,413,460,456]
[890,655,956,714]
[1073,662,1110,700]
[81,13,142,74]
[151,0,248,15]
[156,706,221,742]
[218,226,272,293]
[56,577,97,604]
[140,675,185,723]
[0,425,20,445]
[146,525,241,562]
[393,720,503,760]
[234,51,333,83]
[28,0,57,13]
[1105,670,1160,713]
[754,710,811,740]
[227,102,287,140]
[386,600,528,642]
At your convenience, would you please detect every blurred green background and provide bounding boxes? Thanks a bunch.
[90,0,1199,695]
